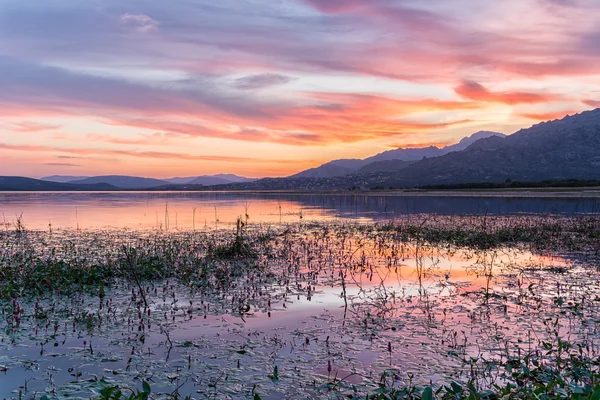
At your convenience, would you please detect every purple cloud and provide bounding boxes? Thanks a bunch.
[233,73,294,90]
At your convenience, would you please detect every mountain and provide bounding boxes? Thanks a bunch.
[165,176,197,185]
[42,174,256,188]
[211,174,255,183]
[42,175,91,183]
[372,110,600,187]
[187,176,234,186]
[441,131,507,153]
[355,160,412,174]
[363,146,444,164]
[292,131,505,178]
[0,176,117,191]
[290,160,366,179]
[165,174,254,185]
[69,175,170,189]
[215,109,600,190]
[187,174,256,185]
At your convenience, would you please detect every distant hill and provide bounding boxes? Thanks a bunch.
[292,131,505,178]
[0,176,117,191]
[165,176,198,185]
[211,174,256,183]
[42,175,91,183]
[69,175,170,189]
[166,174,254,185]
[187,174,256,185]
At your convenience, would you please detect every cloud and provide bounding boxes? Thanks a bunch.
[385,140,455,149]
[517,110,577,120]
[120,13,159,32]
[0,55,278,120]
[0,0,598,84]
[233,73,294,90]
[86,133,173,146]
[104,93,481,146]
[44,162,81,167]
[0,142,311,164]
[1,0,600,177]
[455,81,564,105]
[6,122,62,132]
[583,99,600,108]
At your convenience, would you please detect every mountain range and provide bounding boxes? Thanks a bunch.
[290,131,506,179]
[3,109,599,191]
[213,109,600,190]
[0,176,118,191]
[40,174,256,190]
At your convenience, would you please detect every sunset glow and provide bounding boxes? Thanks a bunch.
[1,0,599,178]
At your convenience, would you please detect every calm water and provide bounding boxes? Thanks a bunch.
[1,191,600,230]
[0,226,585,398]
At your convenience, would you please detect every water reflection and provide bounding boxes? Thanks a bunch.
[1,191,599,230]
[0,223,593,399]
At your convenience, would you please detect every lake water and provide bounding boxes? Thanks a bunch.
[0,224,589,398]
[1,191,600,230]
[2,193,600,398]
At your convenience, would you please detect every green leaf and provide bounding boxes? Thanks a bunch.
[421,386,433,400]
[142,380,151,394]
[270,365,279,382]
[590,386,600,400]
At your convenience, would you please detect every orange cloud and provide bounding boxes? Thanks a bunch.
[385,140,455,149]
[102,93,481,146]
[0,142,311,164]
[518,110,577,120]
[261,94,478,144]
[455,81,564,105]
[86,133,173,146]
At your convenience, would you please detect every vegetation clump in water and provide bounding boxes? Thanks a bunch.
[1,215,600,399]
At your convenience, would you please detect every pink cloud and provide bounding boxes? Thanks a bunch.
[8,122,62,132]
[583,99,600,108]
[455,81,564,105]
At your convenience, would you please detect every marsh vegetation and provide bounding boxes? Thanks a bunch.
[1,214,600,399]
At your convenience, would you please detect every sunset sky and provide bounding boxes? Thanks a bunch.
[1,0,599,178]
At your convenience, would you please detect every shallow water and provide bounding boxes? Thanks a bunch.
[0,222,595,399]
[1,191,600,230]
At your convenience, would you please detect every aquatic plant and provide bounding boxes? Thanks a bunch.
[0,215,600,398]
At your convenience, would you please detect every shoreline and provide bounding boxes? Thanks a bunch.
[2,187,600,198]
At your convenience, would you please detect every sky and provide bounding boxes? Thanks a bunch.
[1,0,599,179]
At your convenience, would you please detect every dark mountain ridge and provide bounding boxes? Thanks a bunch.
[43,174,256,188]
[0,177,118,191]
[68,175,170,190]
[292,131,506,179]
[215,109,600,190]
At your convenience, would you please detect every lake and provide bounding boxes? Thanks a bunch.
[2,192,600,399]
[1,191,600,230]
